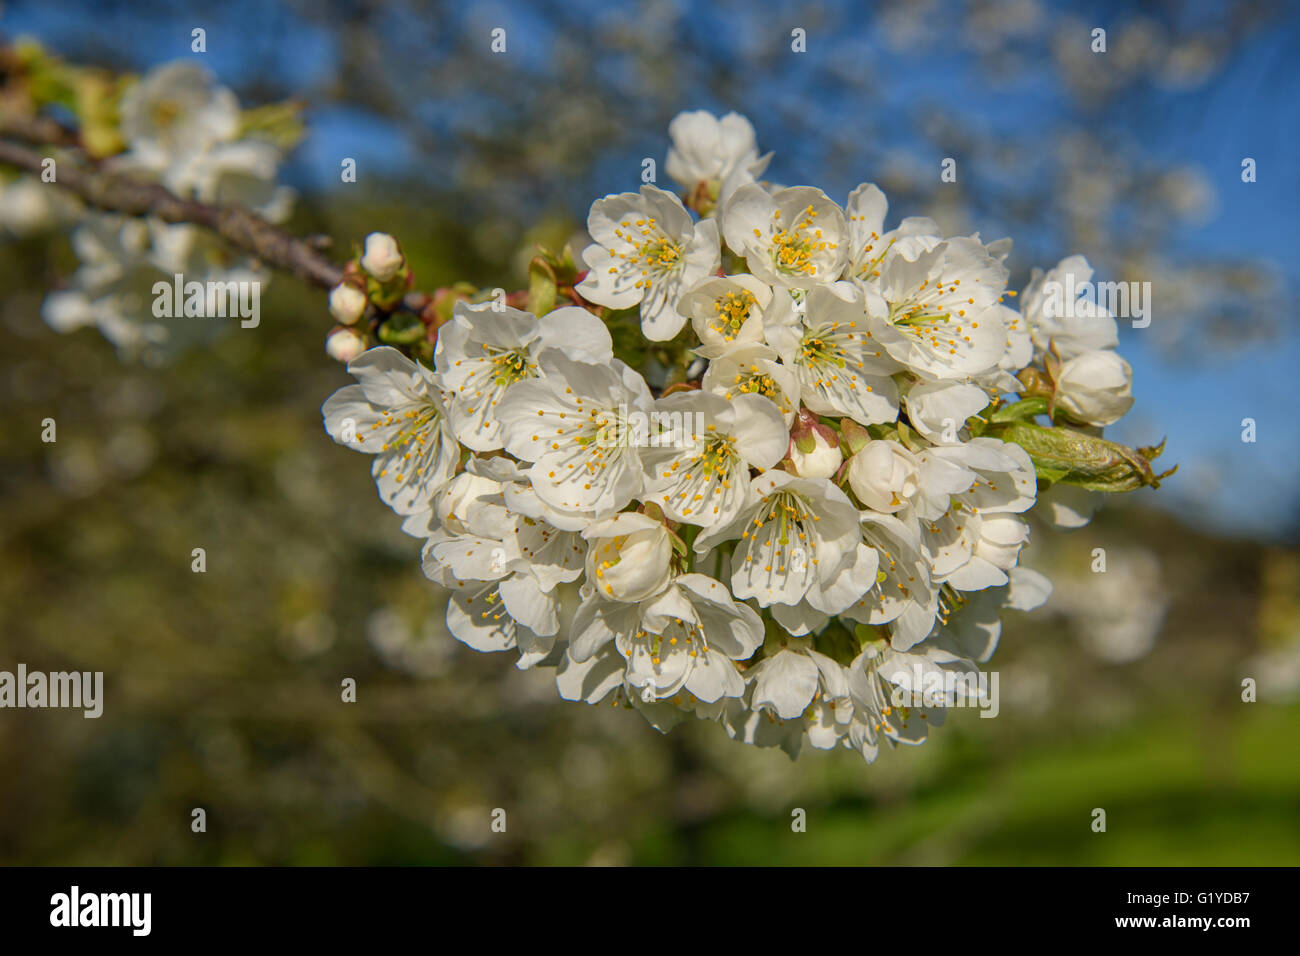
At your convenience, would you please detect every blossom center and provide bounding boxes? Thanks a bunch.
[633,618,705,667]
[769,205,830,277]
[611,217,684,289]
[488,345,537,387]
[711,290,758,341]
[741,490,820,581]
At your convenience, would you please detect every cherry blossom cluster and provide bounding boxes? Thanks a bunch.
[323,110,1151,763]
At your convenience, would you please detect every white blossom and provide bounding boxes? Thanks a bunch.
[322,347,460,516]
[434,302,612,451]
[576,185,720,340]
[328,283,368,325]
[325,326,366,363]
[789,428,842,480]
[666,110,771,203]
[1021,255,1120,361]
[763,283,901,426]
[699,342,801,424]
[293,108,1166,768]
[721,184,848,287]
[497,351,654,524]
[566,574,763,705]
[582,512,674,603]
[679,273,772,350]
[642,389,787,528]
[863,236,1011,380]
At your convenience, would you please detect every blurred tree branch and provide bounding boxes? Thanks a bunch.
[0,134,343,288]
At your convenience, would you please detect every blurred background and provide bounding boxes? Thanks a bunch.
[1,0,1298,865]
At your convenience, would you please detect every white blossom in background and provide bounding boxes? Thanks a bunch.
[41,215,257,364]
[0,174,77,236]
[117,61,239,168]
[1053,548,1167,663]
[666,110,772,204]
[41,59,294,360]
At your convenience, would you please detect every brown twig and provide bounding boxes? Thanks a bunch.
[0,112,81,149]
[0,137,343,289]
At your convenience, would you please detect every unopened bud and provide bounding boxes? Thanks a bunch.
[790,427,842,479]
[325,326,367,364]
[328,283,367,325]
[1053,350,1134,426]
[361,232,404,282]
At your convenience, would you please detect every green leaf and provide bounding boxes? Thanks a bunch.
[840,420,870,455]
[987,421,1175,492]
[990,396,1049,424]
[896,420,926,453]
[527,256,558,317]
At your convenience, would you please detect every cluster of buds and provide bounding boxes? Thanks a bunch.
[324,232,416,363]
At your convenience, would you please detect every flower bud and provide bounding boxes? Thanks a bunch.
[583,512,673,602]
[436,472,504,536]
[1054,350,1134,426]
[847,440,920,513]
[328,283,367,325]
[361,232,404,282]
[325,326,366,364]
[790,427,842,479]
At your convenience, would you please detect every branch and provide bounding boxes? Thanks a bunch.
[0,138,343,289]
[0,113,81,149]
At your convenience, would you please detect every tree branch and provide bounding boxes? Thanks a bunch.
[0,138,343,289]
[0,113,81,149]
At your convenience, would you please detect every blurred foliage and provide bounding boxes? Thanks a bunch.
[1,184,1297,865]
